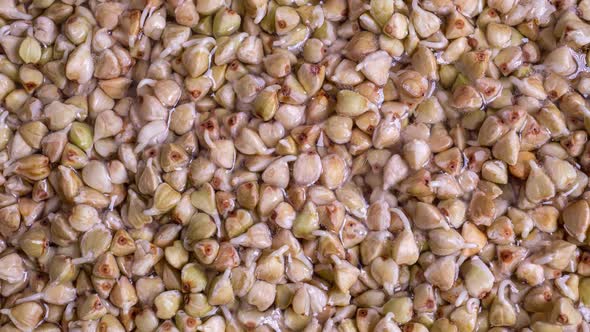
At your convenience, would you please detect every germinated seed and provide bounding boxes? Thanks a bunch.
[1,0,590,330]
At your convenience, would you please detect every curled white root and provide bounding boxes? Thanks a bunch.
[390,207,412,233]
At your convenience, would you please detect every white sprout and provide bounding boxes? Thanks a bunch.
[139,5,157,28]
[421,38,449,49]
[497,279,519,305]
[533,252,555,265]
[71,254,95,265]
[136,78,157,91]
[466,298,480,313]
[108,195,118,211]
[390,208,413,234]
[182,36,217,49]
[555,275,577,300]
[455,289,469,307]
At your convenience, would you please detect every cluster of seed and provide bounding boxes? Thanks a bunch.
[2,0,590,330]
